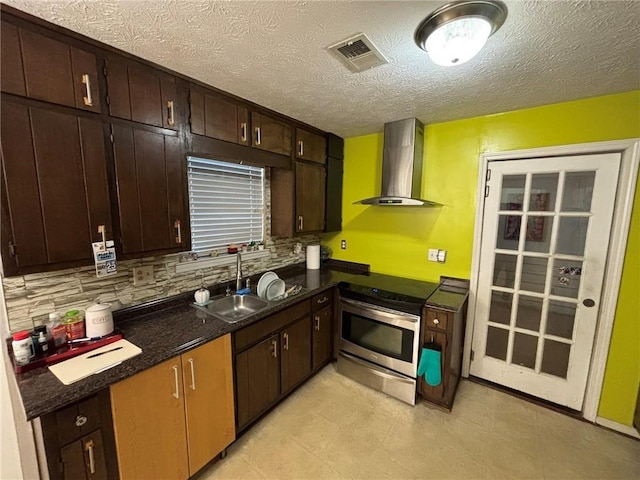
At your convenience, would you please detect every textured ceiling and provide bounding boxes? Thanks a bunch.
[2,0,639,137]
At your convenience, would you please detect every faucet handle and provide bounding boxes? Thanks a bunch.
[246,278,251,290]
[225,285,231,296]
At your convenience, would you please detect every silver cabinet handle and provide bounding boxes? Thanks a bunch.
[174,219,181,244]
[298,216,304,231]
[283,333,289,351]
[314,315,320,331]
[298,140,304,157]
[271,339,277,358]
[172,365,180,399]
[75,415,87,427]
[240,122,247,142]
[84,439,96,474]
[188,358,196,390]
[317,296,328,304]
[255,126,262,145]
[167,100,175,126]
[82,74,93,106]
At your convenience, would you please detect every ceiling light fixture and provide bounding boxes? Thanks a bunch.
[414,0,508,67]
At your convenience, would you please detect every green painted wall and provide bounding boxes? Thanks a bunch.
[322,91,640,425]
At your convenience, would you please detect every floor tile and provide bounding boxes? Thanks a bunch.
[200,364,640,480]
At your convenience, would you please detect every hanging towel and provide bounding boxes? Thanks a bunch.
[417,342,442,387]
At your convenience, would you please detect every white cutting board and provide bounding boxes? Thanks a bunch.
[49,339,142,385]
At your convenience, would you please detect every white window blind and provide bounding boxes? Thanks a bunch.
[187,156,264,252]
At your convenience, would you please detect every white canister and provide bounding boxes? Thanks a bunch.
[12,331,35,365]
[85,302,114,338]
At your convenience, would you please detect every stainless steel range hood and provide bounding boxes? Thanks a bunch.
[355,118,440,206]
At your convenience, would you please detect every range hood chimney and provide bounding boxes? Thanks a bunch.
[355,118,440,206]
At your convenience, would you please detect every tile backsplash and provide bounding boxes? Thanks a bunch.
[2,236,318,334]
[1,170,321,333]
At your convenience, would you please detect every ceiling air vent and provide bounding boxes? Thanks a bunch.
[328,33,388,73]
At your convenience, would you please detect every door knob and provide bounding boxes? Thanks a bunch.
[582,299,595,307]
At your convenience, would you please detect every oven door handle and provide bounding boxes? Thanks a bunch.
[340,297,420,325]
[338,351,415,383]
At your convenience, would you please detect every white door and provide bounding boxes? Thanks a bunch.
[470,153,621,410]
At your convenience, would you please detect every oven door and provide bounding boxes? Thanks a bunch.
[340,298,420,378]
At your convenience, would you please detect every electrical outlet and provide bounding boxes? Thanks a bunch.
[341,239,347,250]
[428,249,438,262]
[133,266,154,286]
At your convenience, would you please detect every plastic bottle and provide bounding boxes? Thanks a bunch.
[48,312,67,348]
[12,331,35,365]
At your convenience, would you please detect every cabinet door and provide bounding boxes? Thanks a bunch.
[312,306,332,370]
[280,316,312,394]
[252,112,292,156]
[107,59,178,129]
[18,28,100,112]
[418,329,447,401]
[325,156,343,232]
[182,335,235,476]
[112,124,187,254]
[1,21,26,96]
[59,434,108,480]
[295,162,326,233]
[110,357,189,480]
[235,334,280,431]
[296,128,326,164]
[1,101,111,272]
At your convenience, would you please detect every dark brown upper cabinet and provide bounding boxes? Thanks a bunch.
[325,134,344,232]
[106,58,178,130]
[1,22,101,113]
[189,86,249,145]
[1,101,112,275]
[111,123,188,255]
[295,128,326,164]
[296,162,326,234]
[251,112,292,156]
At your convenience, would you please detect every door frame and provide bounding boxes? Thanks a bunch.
[462,138,640,422]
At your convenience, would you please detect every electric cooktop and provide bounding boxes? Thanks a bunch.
[337,272,440,316]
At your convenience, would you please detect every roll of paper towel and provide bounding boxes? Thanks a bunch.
[306,245,320,270]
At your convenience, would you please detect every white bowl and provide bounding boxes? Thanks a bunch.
[265,278,285,301]
[257,271,278,298]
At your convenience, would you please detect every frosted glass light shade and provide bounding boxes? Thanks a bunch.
[425,17,492,66]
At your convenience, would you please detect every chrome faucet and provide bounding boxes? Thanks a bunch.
[235,252,242,292]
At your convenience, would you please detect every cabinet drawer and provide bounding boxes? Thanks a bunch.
[425,309,450,331]
[53,395,102,446]
[311,290,333,312]
[234,299,310,352]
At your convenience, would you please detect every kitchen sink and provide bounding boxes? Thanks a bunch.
[196,294,270,323]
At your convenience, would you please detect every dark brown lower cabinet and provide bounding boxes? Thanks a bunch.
[418,301,467,410]
[312,305,333,370]
[234,296,335,432]
[280,316,312,394]
[235,334,280,430]
[40,391,118,480]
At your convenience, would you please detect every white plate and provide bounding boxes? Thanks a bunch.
[257,271,278,298]
[265,278,286,301]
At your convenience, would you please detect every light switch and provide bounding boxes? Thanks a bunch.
[437,250,447,263]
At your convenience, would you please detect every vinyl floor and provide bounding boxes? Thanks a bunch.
[200,364,640,479]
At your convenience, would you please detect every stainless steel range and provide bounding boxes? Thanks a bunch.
[337,273,439,405]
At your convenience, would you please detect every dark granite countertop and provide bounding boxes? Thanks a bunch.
[11,264,466,420]
[426,285,469,312]
[13,265,353,421]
